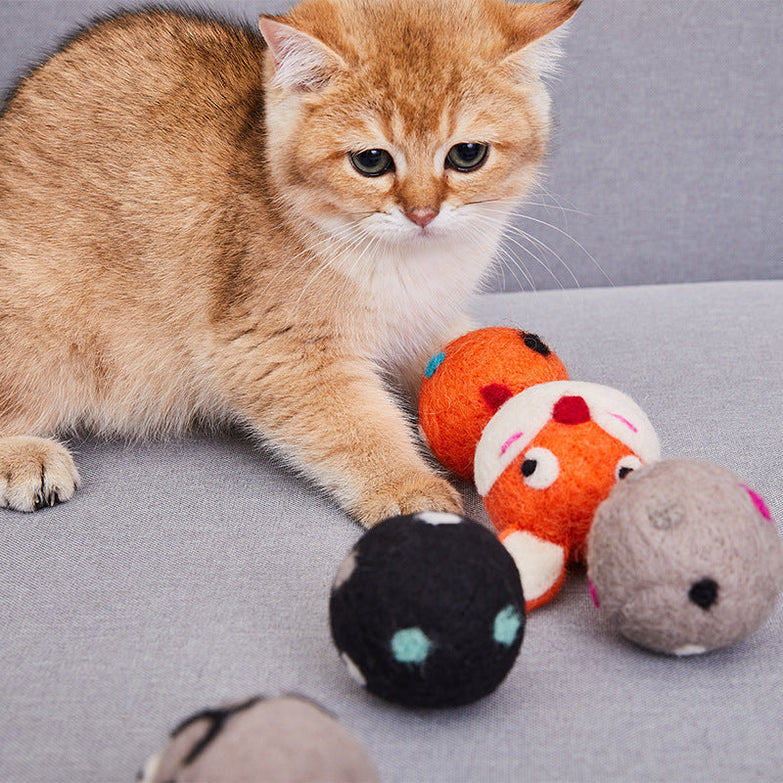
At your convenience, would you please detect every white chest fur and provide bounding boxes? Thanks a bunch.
[359,224,504,371]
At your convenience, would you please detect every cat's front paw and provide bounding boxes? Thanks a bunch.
[352,472,463,528]
[0,436,81,512]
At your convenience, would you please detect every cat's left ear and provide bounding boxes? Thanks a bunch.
[259,17,345,92]
[502,0,582,79]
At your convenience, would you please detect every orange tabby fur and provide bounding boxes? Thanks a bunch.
[0,0,579,524]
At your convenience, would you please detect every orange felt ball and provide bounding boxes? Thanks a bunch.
[418,327,568,481]
[474,381,661,612]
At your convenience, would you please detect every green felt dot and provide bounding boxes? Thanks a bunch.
[493,605,522,646]
[391,627,433,664]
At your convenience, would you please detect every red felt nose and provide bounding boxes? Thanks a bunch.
[552,395,591,425]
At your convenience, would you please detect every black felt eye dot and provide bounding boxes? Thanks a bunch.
[519,448,559,490]
[350,149,394,177]
[521,459,537,477]
[519,331,551,357]
[615,455,642,481]
[689,578,719,610]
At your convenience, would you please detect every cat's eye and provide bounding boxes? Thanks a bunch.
[446,143,488,172]
[349,149,394,177]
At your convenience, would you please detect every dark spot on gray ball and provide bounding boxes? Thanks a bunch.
[689,578,719,610]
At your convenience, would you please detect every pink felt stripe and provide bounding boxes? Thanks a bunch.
[741,484,773,522]
[588,579,600,609]
[608,412,638,433]
[500,431,524,456]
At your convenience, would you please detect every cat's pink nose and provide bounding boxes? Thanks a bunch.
[405,208,439,229]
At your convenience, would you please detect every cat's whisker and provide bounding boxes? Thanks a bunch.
[502,234,566,289]
[469,198,612,289]
[339,228,386,289]
[294,221,380,307]
[510,225,579,288]
[469,211,567,289]
[484,200,611,288]
[530,182,596,219]
[492,245,537,293]
[258,220,366,300]
[514,212,612,287]
[448,210,537,293]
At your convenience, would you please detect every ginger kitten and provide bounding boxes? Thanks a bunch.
[0,0,579,526]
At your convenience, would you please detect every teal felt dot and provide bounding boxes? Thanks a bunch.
[493,605,522,646]
[391,627,433,664]
[424,351,446,379]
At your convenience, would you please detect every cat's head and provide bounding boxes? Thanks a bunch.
[259,0,579,252]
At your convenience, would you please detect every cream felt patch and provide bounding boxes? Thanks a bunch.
[341,653,367,686]
[332,549,358,591]
[501,530,566,603]
[415,511,464,525]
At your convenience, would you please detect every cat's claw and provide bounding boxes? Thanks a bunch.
[0,436,81,513]
[352,473,463,528]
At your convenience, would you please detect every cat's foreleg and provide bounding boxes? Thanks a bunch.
[0,315,84,511]
[213,345,462,527]
[397,313,477,405]
[0,435,81,512]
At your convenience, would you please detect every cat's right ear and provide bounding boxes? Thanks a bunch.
[259,18,345,93]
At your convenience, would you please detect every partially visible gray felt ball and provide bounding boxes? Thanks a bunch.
[140,695,380,783]
[587,459,783,656]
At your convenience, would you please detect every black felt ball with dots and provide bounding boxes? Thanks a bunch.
[329,512,526,708]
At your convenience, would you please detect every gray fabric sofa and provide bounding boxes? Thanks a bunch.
[2,2,781,782]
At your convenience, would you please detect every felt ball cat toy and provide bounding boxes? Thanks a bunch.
[419,327,569,481]
[330,512,525,708]
[474,380,661,611]
[140,695,380,783]
[587,459,783,656]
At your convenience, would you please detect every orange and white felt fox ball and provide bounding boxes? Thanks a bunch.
[418,327,569,481]
[474,381,660,612]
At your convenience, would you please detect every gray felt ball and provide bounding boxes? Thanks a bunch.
[587,459,783,656]
[140,695,380,783]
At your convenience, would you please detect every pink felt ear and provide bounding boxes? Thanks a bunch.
[480,383,513,412]
[741,484,773,522]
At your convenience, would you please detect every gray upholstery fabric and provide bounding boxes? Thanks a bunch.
[2,1,782,781]
[2,280,781,783]
[1,0,781,292]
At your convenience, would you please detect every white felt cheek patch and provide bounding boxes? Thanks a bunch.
[501,530,566,605]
